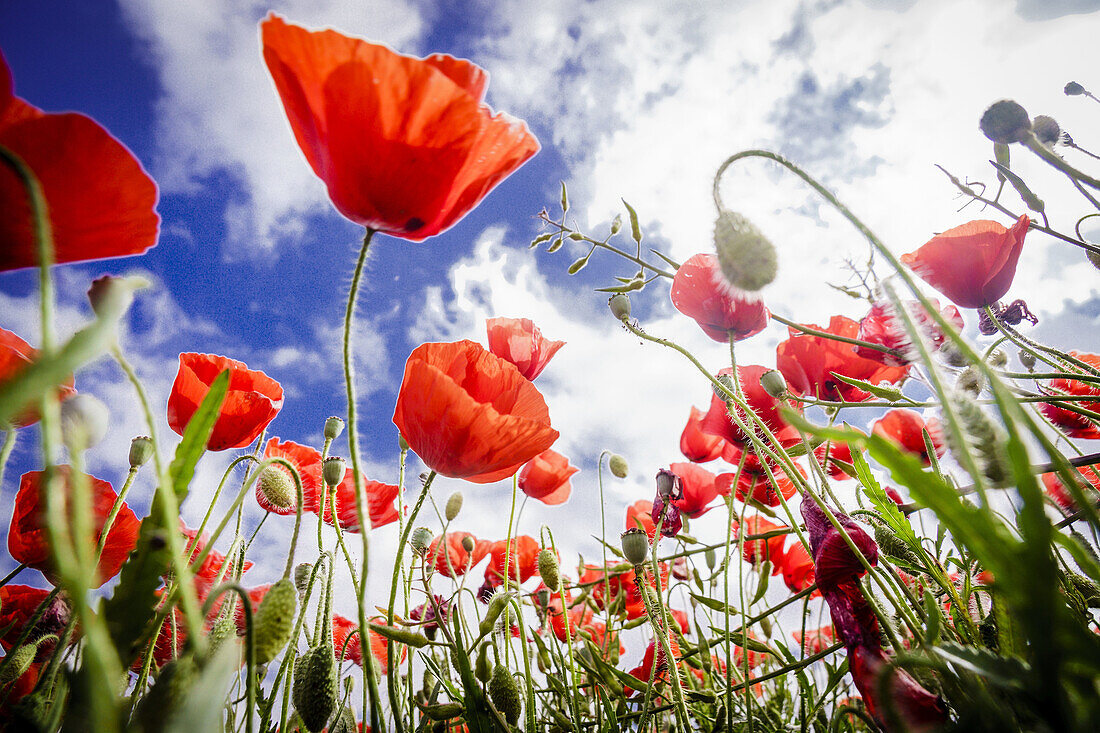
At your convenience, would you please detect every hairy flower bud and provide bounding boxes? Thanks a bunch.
[323,416,345,440]
[713,373,736,399]
[979,100,1031,144]
[1031,115,1061,147]
[759,369,787,398]
[461,535,476,553]
[60,393,109,450]
[294,563,313,597]
[621,527,650,566]
[488,664,522,724]
[129,435,154,468]
[475,643,492,684]
[948,392,1009,485]
[323,456,345,487]
[714,209,778,292]
[259,465,296,510]
[608,454,629,478]
[987,349,1008,369]
[293,645,338,733]
[537,548,560,590]
[410,528,434,557]
[608,293,631,320]
[253,578,297,664]
[0,644,36,684]
[444,491,463,521]
[956,367,984,396]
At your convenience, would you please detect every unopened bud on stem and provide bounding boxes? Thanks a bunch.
[324,416,345,440]
[608,454,629,478]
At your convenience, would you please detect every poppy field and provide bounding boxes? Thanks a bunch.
[4,11,1100,733]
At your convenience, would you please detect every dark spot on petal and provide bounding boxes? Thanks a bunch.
[405,217,425,232]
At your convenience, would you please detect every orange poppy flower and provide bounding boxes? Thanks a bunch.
[518,448,578,505]
[257,437,323,515]
[813,432,864,480]
[793,625,837,656]
[855,300,963,367]
[1041,466,1100,511]
[8,467,140,588]
[777,316,908,403]
[426,531,491,578]
[871,409,944,466]
[0,327,76,428]
[167,353,284,452]
[260,15,538,240]
[486,317,565,381]
[392,340,558,483]
[181,524,253,594]
[679,405,724,463]
[670,253,769,342]
[1039,352,1100,439]
[719,458,804,508]
[625,499,656,538]
[0,50,158,271]
[700,365,803,449]
[778,542,817,595]
[331,614,407,673]
[667,462,723,518]
[483,535,540,587]
[321,464,400,533]
[741,515,787,571]
[900,214,1030,309]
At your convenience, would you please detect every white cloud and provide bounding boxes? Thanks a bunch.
[116,0,424,256]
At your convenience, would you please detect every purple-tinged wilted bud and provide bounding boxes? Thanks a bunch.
[651,495,682,538]
[620,528,650,566]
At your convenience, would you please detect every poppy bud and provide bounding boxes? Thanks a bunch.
[134,654,199,728]
[979,100,1031,144]
[705,547,717,571]
[712,373,736,398]
[1064,81,1086,96]
[259,465,296,510]
[87,274,136,318]
[444,491,463,521]
[323,456,345,487]
[938,341,970,368]
[537,548,560,590]
[294,563,313,597]
[1019,350,1036,371]
[608,454,628,478]
[330,707,357,733]
[475,643,492,684]
[129,435,154,468]
[759,369,787,399]
[488,664,522,724]
[608,293,631,320]
[956,367,984,396]
[410,528,434,557]
[324,416,344,440]
[293,645,338,733]
[621,528,650,566]
[1031,115,1061,147]
[987,350,1008,369]
[1087,248,1100,272]
[0,643,36,684]
[461,535,476,553]
[713,209,778,292]
[207,613,238,657]
[874,523,919,565]
[254,578,297,664]
[60,393,109,450]
[759,615,772,638]
[949,392,1009,485]
[479,591,510,637]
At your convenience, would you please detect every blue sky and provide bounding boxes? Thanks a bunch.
[3,0,1100,670]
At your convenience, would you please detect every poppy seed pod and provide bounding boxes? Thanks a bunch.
[714,209,778,292]
[1064,81,1086,96]
[323,457,346,487]
[60,393,109,450]
[609,454,629,478]
[621,528,650,566]
[1019,350,1036,371]
[410,528,434,556]
[259,465,295,510]
[656,469,678,499]
[323,416,344,440]
[608,293,631,320]
[759,369,787,399]
[537,548,560,590]
[128,435,154,468]
[444,491,463,521]
[1031,115,1061,147]
[979,100,1031,145]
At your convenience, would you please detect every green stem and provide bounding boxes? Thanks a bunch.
[0,429,16,494]
[770,312,899,357]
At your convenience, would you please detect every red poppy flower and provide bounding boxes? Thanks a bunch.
[260,15,538,240]
[0,51,158,271]
[322,465,400,532]
[167,353,284,452]
[871,409,945,466]
[855,300,963,367]
[801,499,877,594]
[792,625,836,656]
[849,645,949,732]
[1041,466,1100,511]
[679,405,724,463]
[1039,352,1100,439]
[518,449,578,505]
[778,542,817,594]
[258,438,323,515]
[720,460,804,508]
[900,214,1030,309]
[624,500,656,538]
[331,614,407,673]
[813,432,864,480]
[667,462,724,518]
[8,467,139,588]
[483,535,539,587]
[0,327,78,428]
[0,585,69,659]
[699,365,803,449]
[486,317,564,381]
[427,531,491,578]
[393,340,559,483]
[625,633,683,696]
[741,515,786,571]
[670,253,769,342]
[777,316,908,403]
[181,524,253,594]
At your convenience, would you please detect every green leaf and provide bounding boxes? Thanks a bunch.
[829,372,906,402]
[931,642,1030,690]
[691,593,736,614]
[567,246,595,275]
[528,232,553,249]
[922,590,941,646]
[168,370,229,500]
[649,248,681,270]
[622,199,642,244]
[0,276,145,427]
[560,181,569,213]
